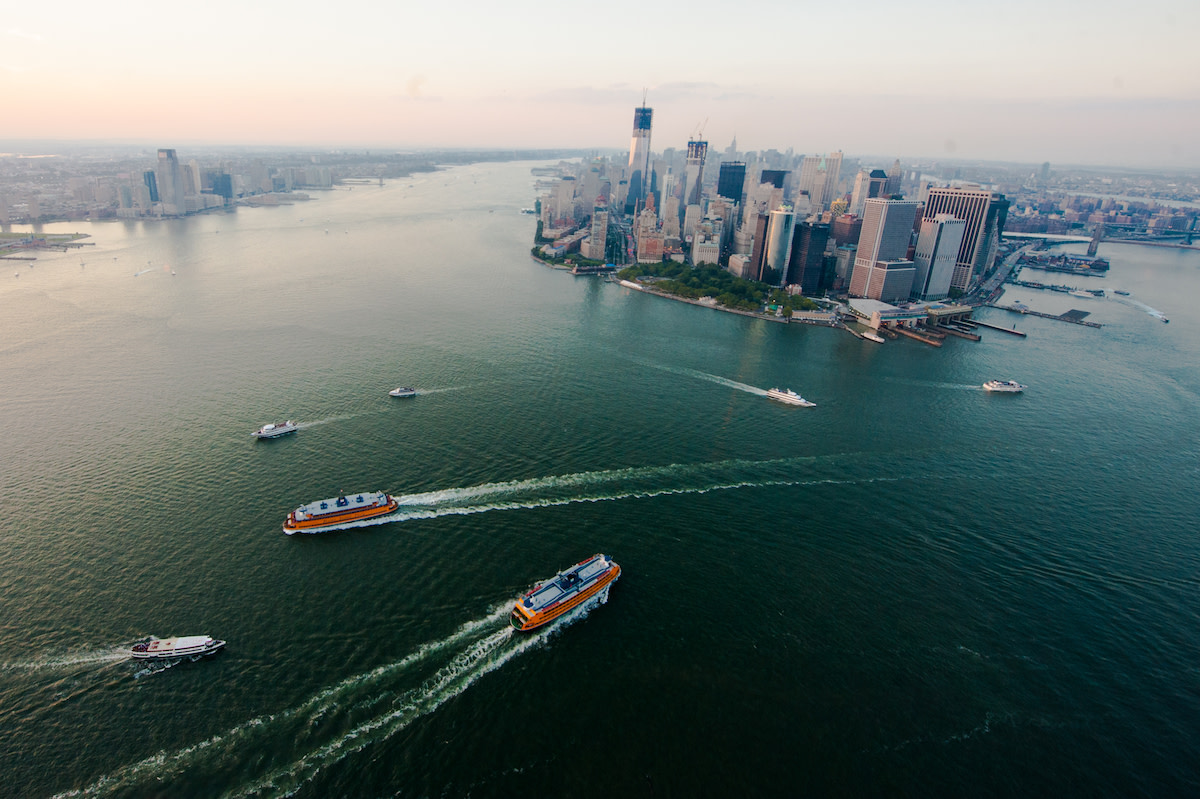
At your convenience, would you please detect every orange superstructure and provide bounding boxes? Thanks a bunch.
[283,491,399,534]
[511,554,620,631]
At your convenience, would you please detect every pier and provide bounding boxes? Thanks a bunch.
[972,320,1028,337]
[987,305,1102,328]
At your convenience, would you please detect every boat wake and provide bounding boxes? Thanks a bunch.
[620,355,766,396]
[884,377,985,391]
[306,454,908,533]
[132,267,155,277]
[294,415,353,430]
[408,386,463,395]
[1113,296,1169,322]
[0,646,130,672]
[52,596,605,798]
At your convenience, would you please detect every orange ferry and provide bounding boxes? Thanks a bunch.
[283,491,399,534]
[511,554,620,631]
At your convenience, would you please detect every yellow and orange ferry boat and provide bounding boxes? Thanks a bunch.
[511,554,620,631]
[283,491,399,535]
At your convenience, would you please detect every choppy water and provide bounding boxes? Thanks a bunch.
[2,163,1199,797]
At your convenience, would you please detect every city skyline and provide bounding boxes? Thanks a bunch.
[3,0,1198,168]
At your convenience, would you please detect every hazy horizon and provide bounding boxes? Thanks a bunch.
[3,0,1198,169]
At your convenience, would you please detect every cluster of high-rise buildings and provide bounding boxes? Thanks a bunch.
[538,102,1013,304]
[0,149,334,223]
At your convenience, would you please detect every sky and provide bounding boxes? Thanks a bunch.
[3,0,1198,168]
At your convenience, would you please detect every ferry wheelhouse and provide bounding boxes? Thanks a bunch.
[130,635,225,660]
[511,554,620,631]
[283,491,399,534]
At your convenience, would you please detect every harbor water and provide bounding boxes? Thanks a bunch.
[1,161,1198,797]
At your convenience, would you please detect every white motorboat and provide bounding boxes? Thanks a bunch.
[983,380,1026,393]
[253,420,298,439]
[130,635,225,660]
[388,387,417,398]
[766,387,816,407]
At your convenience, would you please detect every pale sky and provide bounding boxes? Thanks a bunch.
[3,0,1198,167]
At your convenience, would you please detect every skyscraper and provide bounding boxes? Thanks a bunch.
[786,221,830,294]
[850,198,917,298]
[763,207,796,286]
[923,187,1008,291]
[625,105,653,215]
[797,152,842,211]
[683,140,708,208]
[156,148,185,215]
[717,161,746,203]
[911,214,966,301]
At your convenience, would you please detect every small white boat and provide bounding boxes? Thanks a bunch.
[863,331,885,343]
[983,380,1026,393]
[766,387,816,407]
[130,635,225,660]
[388,387,417,398]
[253,420,298,439]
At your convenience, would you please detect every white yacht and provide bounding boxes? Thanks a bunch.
[253,420,298,439]
[766,388,816,407]
[130,635,225,660]
[983,380,1026,393]
[863,331,885,344]
[388,387,417,398]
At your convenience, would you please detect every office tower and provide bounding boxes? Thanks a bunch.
[885,159,902,196]
[661,195,681,238]
[911,214,966,301]
[156,149,185,214]
[682,140,708,208]
[850,199,917,298]
[762,207,796,286]
[554,176,576,221]
[834,245,857,290]
[691,217,722,265]
[625,105,653,215]
[797,152,841,211]
[747,213,770,281]
[786,221,830,294]
[586,203,609,261]
[717,161,746,202]
[923,187,1008,291]
[831,214,862,246]
[760,170,788,190]
[683,204,702,240]
[822,151,843,209]
[1040,162,1051,183]
[143,170,159,203]
[864,260,916,303]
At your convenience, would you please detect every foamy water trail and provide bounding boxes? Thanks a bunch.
[620,354,766,396]
[409,386,463,396]
[1,647,129,672]
[52,598,599,798]
[1115,296,1169,321]
[884,377,984,391]
[132,268,155,277]
[300,455,909,533]
[294,415,353,430]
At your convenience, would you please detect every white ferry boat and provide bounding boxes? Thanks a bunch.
[863,331,885,344]
[283,490,400,534]
[130,635,225,660]
[252,420,298,439]
[983,380,1026,393]
[511,554,621,631]
[766,387,816,407]
[388,387,417,398]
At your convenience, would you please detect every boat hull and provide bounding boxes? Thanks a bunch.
[511,557,620,632]
[283,494,400,534]
[253,422,297,439]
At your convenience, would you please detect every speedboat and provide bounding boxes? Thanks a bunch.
[388,387,417,398]
[130,635,225,660]
[252,420,298,439]
[511,554,620,631]
[283,490,399,534]
[983,380,1026,393]
[766,387,816,407]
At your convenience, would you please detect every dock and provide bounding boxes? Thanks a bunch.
[986,305,1102,328]
[895,327,943,347]
[972,320,1028,337]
